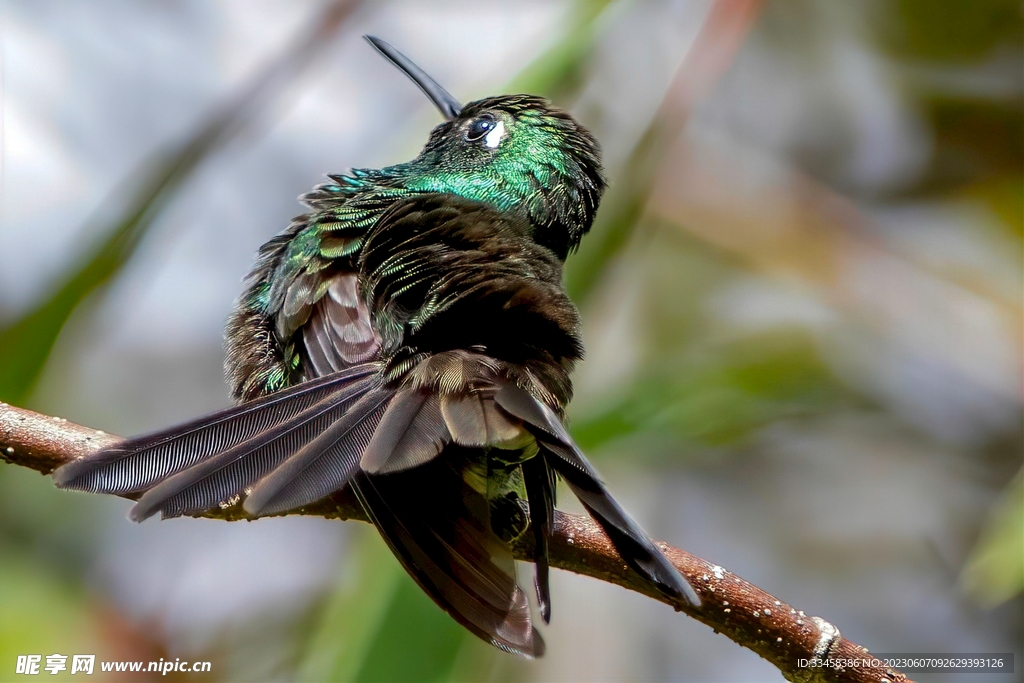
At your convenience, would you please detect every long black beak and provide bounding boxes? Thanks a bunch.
[365,36,462,120]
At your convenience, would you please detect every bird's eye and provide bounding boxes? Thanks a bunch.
[465,115,496,142]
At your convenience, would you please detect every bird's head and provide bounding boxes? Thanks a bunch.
[368,37,605,259]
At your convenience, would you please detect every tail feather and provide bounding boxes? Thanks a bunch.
[494,383,700,607]
[352,463,543,657]
[360,389,450,474]
[242,388,393,515]
[540,441,700,607]
[53,364,378,494]
[52,351,695,655]
[130,375,376,521]
[522,455,555,623]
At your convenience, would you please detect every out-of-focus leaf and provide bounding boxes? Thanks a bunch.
[564,159,652,301]
[961,469,1024,607]
[300,528,477,683]
[571,332,845,452]
[353,576,467,683]
[504,0,616,98]
[968,176,1024,237]
[0,0,358,405]
[905,96,1024,197]
[298,527,404,682]
[878,0,1022,62]
[0,550,105,679]
[446,636,503,683]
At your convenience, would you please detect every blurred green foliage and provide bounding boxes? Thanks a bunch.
[963,470,1024,608]
[354,578,466,682]
[0,163,178,404]
[572,331,844,453]
[0,556,103,681]
[879,0,1022,62]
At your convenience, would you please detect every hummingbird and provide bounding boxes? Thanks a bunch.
[54,37,699,656]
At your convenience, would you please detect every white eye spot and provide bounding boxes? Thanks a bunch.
[484,120,505,149]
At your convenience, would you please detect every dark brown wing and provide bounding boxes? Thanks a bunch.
[302,272,382,376]
[352,460,544,657]
[226,192,393,400]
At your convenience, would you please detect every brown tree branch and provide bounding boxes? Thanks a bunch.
[1,402,910,683]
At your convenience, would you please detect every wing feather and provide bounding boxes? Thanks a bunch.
[302,273,381,375]
[352,464,543,657]
[53,364,378,495]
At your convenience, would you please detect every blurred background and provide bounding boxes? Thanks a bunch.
[1,1,1021,681]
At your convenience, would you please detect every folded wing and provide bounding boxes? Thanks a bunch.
[352,462,544,657]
